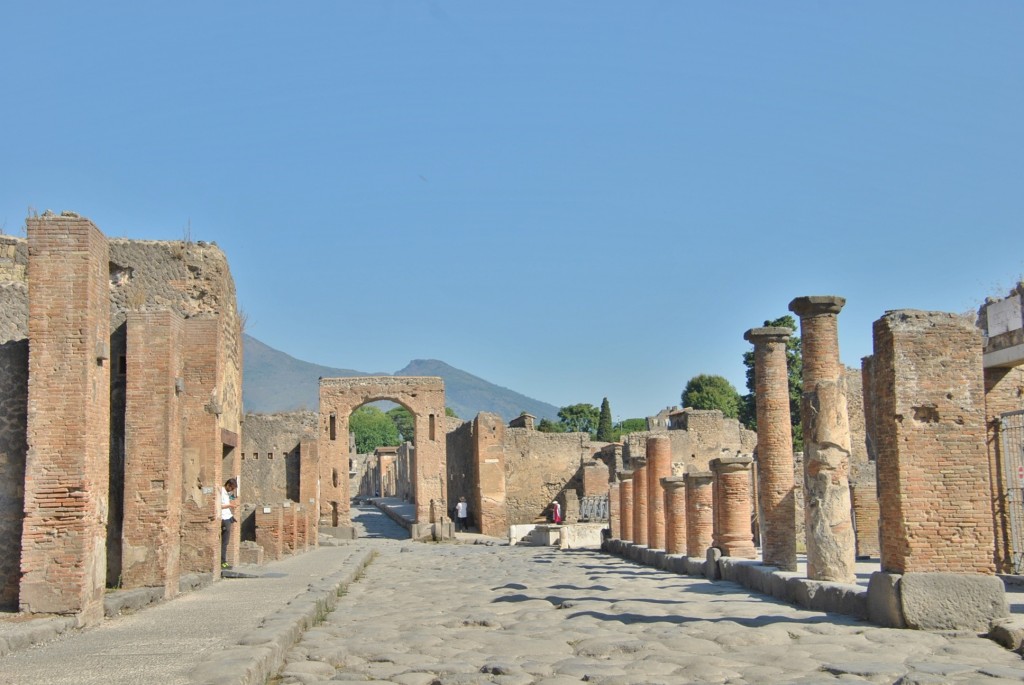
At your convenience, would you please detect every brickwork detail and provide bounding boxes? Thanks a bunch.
[474,413,509,536]
[645,436,672,551]
[662,476,687,555]
[868,309,995,574]
[685,471,714,558]
[618,472,634,542]
[255,505,284,561]
[20,215,110,623]
[744,326,797,571]
[608,481,621,540]
[631,457,648,547]
[711,456,756,559]
[789,295,856,582]
[122,310,184,596]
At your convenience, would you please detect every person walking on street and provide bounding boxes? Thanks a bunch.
[221,478,238,569]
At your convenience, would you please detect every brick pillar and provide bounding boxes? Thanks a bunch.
[869,310,995,574]
[618,471,634,542]
[122,310,184,597]
[631,456,648,547]
[180,317,223,575]
[789,295,856,582]
[662,476,687,555]
[985,365,1024,572]
[299,438,320,547]
[20,214,110,623]
[744,326,797,571]
[255,504,284,561]
[474,413,508,537]
[711,456,756,558]
[295,505,307,552]
[686,471,714,558]
[608,481,621,540]
[283,502,297,554]
[646,436,672,551]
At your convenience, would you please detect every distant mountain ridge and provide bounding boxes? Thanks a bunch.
[242,334,560,422]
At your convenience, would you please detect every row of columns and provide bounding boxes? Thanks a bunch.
[610,295,857,584]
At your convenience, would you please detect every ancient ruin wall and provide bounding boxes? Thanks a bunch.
[241,411,318,506]
[870,310,994,574]
[503,429,591,524]
[622,412,756,475]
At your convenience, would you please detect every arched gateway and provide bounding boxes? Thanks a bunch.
[319,377,447,533]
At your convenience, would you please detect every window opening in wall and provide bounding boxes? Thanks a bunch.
[254,453,259,459]
[118,355,127,375]
[329,413,337,441]
[268,453,273,460]
[241,453,246,460]
[429,414,436,441]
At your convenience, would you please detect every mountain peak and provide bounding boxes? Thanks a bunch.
[243,336,559,422]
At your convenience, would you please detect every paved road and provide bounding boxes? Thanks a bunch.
[279,511,1024,684]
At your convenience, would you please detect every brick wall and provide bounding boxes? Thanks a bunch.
[869,310,994,574]
[20,215,110,622]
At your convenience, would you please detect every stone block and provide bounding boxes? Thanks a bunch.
[989,616,1024,652]
[704,547,722,581]
[771,571,801,601]
[867,571,905,628]
[899,572,1008,631]
[684,556,706,577]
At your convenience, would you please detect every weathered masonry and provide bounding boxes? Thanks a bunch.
[0,212,243,624]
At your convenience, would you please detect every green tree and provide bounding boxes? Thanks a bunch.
[596,397,614,442]
[681,374,741,419]
[445,407,459,418]
[386,406,415,443]
[557,403,601,435]
[740,314,803,450]
[537,418,567,433]
[351,405,400,454]
[612,417,647,441]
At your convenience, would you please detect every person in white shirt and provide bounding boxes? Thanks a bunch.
[220,478,238,569]
[455,496,469,532]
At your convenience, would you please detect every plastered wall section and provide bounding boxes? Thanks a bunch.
[122,310,184,596]
[20,216,110,622]
[503,429,592,525]
[869,310,995,574]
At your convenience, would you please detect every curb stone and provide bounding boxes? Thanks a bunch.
[188,548,374,685]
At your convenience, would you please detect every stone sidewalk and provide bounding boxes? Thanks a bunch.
[0,543,374,685]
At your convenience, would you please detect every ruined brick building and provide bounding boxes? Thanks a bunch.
[0,212,242,622]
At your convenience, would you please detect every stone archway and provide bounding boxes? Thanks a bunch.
[319,376,446,529]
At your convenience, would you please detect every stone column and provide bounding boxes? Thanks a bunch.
[711,456,757,559]
[789,295,856,583]
[744,326,797,571]
[618,471,634,542]
[631,456,648,547]
[608,481,621,540]
[646,436,672,551]
[662,476,687,555]
[686,471,714,558]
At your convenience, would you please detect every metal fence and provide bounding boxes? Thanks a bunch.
[1001,410,1024,574]
[579,494,608,522]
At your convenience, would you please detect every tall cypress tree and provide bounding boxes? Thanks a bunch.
[596,397,614,442]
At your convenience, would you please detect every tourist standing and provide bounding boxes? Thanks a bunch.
[221,478,238,569]
[455,496,469,532]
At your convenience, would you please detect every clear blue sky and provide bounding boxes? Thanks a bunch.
[2,3,1022,420]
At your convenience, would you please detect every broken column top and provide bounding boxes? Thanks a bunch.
[617,470,634,482]
[789,295,846,317]
[710,455,754,471]
[744,326,794,344]
[661,476,686,489]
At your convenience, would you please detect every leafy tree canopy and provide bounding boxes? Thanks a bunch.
[557,403,601,435]
[681,374,741,419]
[351,405,400,454]
[537,417,567,433]
[386,406,414,443]
[612,417,647,442]
[445,407,458,418]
